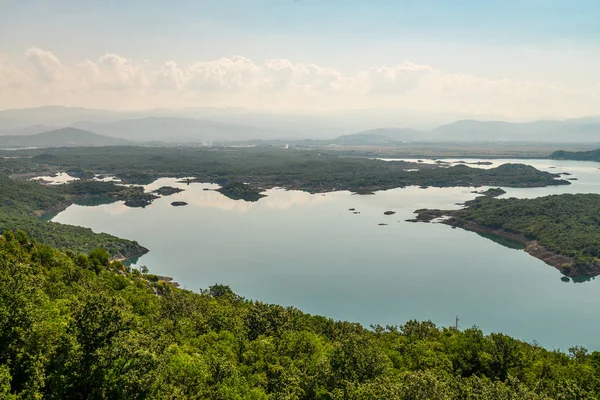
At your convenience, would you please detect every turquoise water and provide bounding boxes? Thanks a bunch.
[52,159,600,350]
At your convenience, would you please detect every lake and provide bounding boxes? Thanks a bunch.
[52,159,600,350]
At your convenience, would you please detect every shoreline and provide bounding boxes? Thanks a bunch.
[409,210,600,278]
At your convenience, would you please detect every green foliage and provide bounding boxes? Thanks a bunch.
[217,182,266,201]
[454,194,600,273]
[1,146,568,192]
[1,238,599,398]
[550,148,600,162]
[0,176,147,258]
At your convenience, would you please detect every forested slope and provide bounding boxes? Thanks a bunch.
[413,194,600,277]
[0,177,147,258]
[550,148,600,162]
[1,233,599,399]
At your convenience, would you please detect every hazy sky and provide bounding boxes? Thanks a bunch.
[1,0,599,118]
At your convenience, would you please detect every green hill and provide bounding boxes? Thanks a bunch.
[1,234,600,399]
[0,127,133,149]
[550,148,600,162]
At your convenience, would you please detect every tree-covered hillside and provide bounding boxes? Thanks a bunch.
[0,177,147,258]
[413,194,600,277]
[550,148,600,162]
[1,233,600,399]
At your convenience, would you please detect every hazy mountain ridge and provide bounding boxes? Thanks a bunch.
[1,106,599,144]
[0,127,133,149]
[345,119,600,144]
[72,117,289,143]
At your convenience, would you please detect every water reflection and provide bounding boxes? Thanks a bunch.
[475,231,525,250]
[51,159,600,349]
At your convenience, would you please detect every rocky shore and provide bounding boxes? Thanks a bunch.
[408,209,600,278]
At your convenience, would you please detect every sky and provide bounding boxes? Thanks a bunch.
[0,0,599,119]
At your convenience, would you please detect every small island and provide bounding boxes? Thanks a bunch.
[124,198,153,208]
[152,186,184,196]
[471,187,506,198]
[216,182,266,202]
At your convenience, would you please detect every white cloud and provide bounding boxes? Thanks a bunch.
[187,56,261,92]
[76,53,149,90]
[24,47,64,83]
[1,47,599,118]
[364,62,438,94]
[155,61,187,90]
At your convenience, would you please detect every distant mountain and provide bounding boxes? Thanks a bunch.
[0,128,133,149]
[2,106,600,143]
[0,105,504,138]
[430,119,600,142]
[73,117,285,143]
[332,128,422,145]
[0,124,58,136]
[550,148,600,162]
[0,106,142,130]
[339,119,600,144]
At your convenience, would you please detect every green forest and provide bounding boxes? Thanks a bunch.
[425,194,600,277]
[0,177,147,259]
[550,149,600,162]
[2,232,600,399]
[0,147,568,193]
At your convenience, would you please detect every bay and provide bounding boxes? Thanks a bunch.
[52,159,600,349]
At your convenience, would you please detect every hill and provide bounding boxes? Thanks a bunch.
[550,148,600,162]
[0,124,57,137]
[1,233,600,398]
[73,117,286,143]
[332,128,422,145]
[0,106,136,130]
[412,193,600,277]
[337,119,600,144]
[0,127,132,149]
[430,119,600,142]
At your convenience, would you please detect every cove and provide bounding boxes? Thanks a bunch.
[52,159,600,350]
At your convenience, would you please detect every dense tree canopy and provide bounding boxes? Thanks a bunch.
[550,149,600,162]
[1,233,600,399]
[414,194,600,277]
[458,194,600,266]
[0,147,568,192]
[0,177,147,258]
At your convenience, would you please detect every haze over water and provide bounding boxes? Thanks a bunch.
[53,159,600,350]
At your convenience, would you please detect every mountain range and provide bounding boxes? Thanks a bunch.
[72,117,285,143]
[0,127,132,149]
[0,106,599,145]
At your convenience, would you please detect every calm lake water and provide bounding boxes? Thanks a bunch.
[52,159,600,350]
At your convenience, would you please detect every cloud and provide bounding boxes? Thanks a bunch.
[187,56,261,92]
[264,59,346,94]
[76,53,149,90]
[363,62,438,95]
[0,54,29,89]
[155,61,187,90]
[1,47,599,118]
[24,47,64,83]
